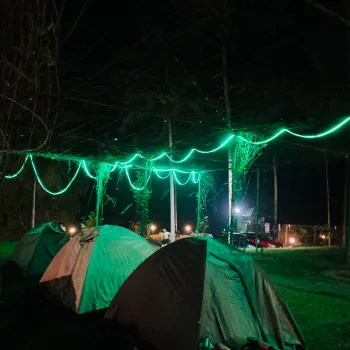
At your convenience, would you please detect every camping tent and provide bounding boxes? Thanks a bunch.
[10,222,69,276]
[105,237,306,350]
[40,225,155,314]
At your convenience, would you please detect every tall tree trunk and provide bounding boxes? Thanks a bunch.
[221,33,235,233]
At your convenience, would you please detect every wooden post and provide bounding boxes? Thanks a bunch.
[313,225,316,245]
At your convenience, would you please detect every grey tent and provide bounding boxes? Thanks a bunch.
[40,225,156,314]
[105,237,306,350]
[10,222,69,276]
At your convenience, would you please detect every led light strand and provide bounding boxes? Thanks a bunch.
[153,168,172,179]
[30,155,82,195]
[125,166,153,191]
[172,170,195,186]
[4,155,29,178]
[82,161,98,179]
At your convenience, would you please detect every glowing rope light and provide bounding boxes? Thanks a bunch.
[237,116,350,145]
[153,168,172,179]
[82,161,98,179]
[114,117,350,163]
[172,170,195,186]
[125,166,153,191]
[30,156,82,195]
[125,166,199,190]
[4,155,29,178]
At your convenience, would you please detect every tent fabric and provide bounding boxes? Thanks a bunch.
[40,225,156,314]
[10,222,68,276]
[105,237,306,350]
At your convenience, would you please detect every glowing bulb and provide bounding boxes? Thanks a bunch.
[185,225,192,233]
[289,237,295,244]
[150,224,157,232]
[234,207,241,214]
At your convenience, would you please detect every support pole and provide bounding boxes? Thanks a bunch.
[168,120,176,240]
[31,176,36,228]
[95,163,105,227]
[196,174,201,235]
[325,152,331,246]
[343,157,348,248]
[273,152,278,237]
[255,168,260,253]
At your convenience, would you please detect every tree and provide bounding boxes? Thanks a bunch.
[0,0,62,153]
[196,172,217,233]
[132,168,152,237]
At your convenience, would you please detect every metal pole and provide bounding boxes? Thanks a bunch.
[255,168,260,253]
[346,168,350,264]
[196,174,201,235]
[325,152,331,246]
[169,120,175,240]
[343,157,348,247]
[273,152,278,237]
[31,176,36,228]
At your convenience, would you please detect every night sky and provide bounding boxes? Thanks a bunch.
[2,0,350,234]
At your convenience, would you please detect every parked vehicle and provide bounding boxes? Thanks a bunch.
[246,233,283,248]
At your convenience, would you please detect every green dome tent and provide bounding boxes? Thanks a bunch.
[40,225,155,314]
[10,222,69,276]
[105,237,306,350]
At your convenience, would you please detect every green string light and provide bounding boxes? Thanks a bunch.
[99,117,350,165]
[4,155,29,178]
[125,167,199,190]
[4,117,349,195]
[30,155,82,195]
[82,160,98,179]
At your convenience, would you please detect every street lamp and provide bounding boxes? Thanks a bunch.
[150,224,157,233]
[234,207,241,214]
[184,225,192,233]
[67,225,78,237]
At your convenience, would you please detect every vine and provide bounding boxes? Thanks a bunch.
[196,172,217,233]
[132,163,152,236]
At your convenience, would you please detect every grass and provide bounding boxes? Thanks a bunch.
[248,247,350,349]
[1,242,350,349]
[0,241,16,266]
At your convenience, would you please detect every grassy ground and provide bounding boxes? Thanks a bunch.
[248,247,350,350]
[1,242,350,349]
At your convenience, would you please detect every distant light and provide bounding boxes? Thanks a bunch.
[185,225,192,233]
[321,234,326,239]
[114,138,118,141]
[289,237,295,244]
[234,207,241,214]
[150,224,157,232]
[68,226,77,235]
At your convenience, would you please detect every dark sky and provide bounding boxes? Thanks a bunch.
[18,0,350,232]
